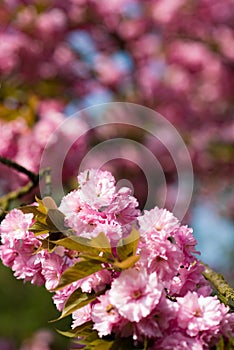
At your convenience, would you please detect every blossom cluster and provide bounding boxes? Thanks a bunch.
[0,169,233,349]
[1,0,234,218]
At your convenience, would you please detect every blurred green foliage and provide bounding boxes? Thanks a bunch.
[0,262,70,349]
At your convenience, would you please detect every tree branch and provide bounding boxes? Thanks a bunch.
[0,156,51,213]
[202,262,234,310]
[0,156,39,184]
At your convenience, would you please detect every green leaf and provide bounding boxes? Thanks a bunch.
[51,235,106,256]
[19,197,48,221]
[216,336,225,350]
[51,232,112,263]
[56,321,94,338]
[86,339,114,350]
[113,255,140,270]
[116,227,140,261]
[34,196,48,216]
[90,232,112,255]
[81,336,142,350]
[30,221,50,235]
[54,260,103,291]
[52,288,101,321]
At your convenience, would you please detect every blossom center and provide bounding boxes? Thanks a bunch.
[193,308,202,317]
[155,224,162,231]
[106,304,114,314]
[132,290,142,299]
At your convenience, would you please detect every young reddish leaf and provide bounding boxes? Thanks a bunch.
[46,209,67,233]
[42,196,58,209]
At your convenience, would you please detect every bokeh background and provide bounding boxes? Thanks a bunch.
[0,0,234,348]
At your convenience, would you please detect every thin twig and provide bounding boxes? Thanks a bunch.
[0,155,51,213]
[0,156,39,184]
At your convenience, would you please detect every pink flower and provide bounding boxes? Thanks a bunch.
[59,169,139,244]
[52,281,82,312]
[109,268,162,322]
[41,253,67,291]
[0,209,34,247]
[107,187,140,225]
[172,225,200,261]
[153,332,203,350]
[176,292,229,337]
[80,270,112,294]
[135,315,162,340]
[58,190,83,218]
[0,209,45,285]
[138,230,183,281]
[72,304,92,328]
[12,247,45,286]
[78,169,116,210]
[170,260,211,297]
[138,207,179,238]
[91,291,122,337]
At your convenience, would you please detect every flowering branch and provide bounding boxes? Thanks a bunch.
[202,263,234,310]
[0,168,234,349]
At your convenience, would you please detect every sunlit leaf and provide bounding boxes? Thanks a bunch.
[30,221,49,235]
[90,232,112,255]
[113,255,140,270]
[216,336,225,350]
[116,227,140,261]
[52,288,102,321]
[51,232,112,260]
[56,321,94,338]
[51,236,101,255]
[54,260,103,291]
[19,197,47,221]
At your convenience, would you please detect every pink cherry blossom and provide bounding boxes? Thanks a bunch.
[153,332,203,350]
[109,268,162,322]
[107,187,140,225]
[79,270,112,294]
[138,207,179,238]
[176,291,230,337]
[91,291,122,337]
[138,232,183,282]
[170,260,212,297]
[52,281,82,312]
[41,253,68,291]
[172,225,200,262]
[72,304,92,329]
[0,209,34,246]
[78,169,116,209]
